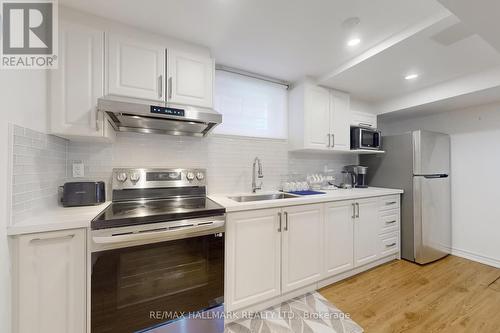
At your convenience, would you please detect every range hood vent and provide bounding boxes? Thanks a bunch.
[98,96,222,137]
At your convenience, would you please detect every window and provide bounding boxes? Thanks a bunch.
[214,70,288,139]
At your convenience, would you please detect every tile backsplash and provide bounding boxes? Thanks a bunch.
[10,125,68,224]
[67,132,357,194]
[10,126,357,224]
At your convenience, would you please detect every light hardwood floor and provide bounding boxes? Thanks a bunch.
[320,255,500,333]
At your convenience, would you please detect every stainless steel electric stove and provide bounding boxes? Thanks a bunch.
[90,168,225,333]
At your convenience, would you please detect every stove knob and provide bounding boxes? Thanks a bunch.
[186,172,195,181]
[130,172,141,182]
[196,172,205,180]
[116,172,127,182]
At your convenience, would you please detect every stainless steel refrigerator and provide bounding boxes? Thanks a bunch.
[360,130,451,264]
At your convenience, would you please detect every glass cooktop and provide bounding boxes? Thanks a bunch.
[91,197,225,230]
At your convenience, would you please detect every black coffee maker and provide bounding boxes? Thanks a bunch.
[343,165,369,188]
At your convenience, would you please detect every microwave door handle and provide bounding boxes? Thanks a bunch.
[92,220,225,244]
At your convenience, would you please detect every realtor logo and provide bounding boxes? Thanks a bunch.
[1,0,58,69]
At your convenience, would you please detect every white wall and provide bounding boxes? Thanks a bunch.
[0,71,48,333]
[379,103,500,267]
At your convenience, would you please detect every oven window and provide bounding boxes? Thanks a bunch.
[91,234,224,333]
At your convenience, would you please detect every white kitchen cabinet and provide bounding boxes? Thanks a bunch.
[225,194,400,312]
[49,21,115,141]
[12,229,86,333]
[106,33,165,101]
[289,81,351,152]
[379,232,399,257]
[351,111,377,129]
[324,201,355,276]
[303,84,331,149]
[225,208,282,311]
[330,90,351,150]
[167,50,214,107]
[281,204,323,292]
[354,198,380,267]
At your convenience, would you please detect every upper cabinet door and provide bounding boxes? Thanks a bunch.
[281,204,323,293]
[304,85,331,150]
[50,21,113,139]
[330,90,351,150]
[167,50,214,107]
[106,33,165,101]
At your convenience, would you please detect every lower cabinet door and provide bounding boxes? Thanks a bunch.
[225,209,281,311]
[324,200,355,276]
[281,204,323,293]
[354,198,380,267]
[14,229,86,333]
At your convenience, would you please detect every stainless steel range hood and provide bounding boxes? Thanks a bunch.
[98,96,222,137]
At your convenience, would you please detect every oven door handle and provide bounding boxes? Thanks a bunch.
[92,220,225,244]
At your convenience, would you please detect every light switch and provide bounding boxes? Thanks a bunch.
[72,162,85,178]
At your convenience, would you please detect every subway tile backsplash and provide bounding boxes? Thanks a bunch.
[10,125,68,224]
[67,132,357,194]
[10,127,357,224]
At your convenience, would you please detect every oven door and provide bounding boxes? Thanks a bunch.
[90,217,225,333]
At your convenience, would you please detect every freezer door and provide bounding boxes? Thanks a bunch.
[413,130,450,175]
[413,175,451,264]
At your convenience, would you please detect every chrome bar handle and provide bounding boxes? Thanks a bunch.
[278,212,282,232]
[355,203,360,218]
[95,109,100,131]
[352,203,356,219]
[30,234,74,243]
[386,243,397,248]
[327,134,331,147]
[168,77,173,99]
[284,211,288,231]
[158,75,163,99]
[331,133,335,147]
[93,220,225,244]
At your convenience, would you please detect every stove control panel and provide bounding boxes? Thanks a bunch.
[112,168,206,190]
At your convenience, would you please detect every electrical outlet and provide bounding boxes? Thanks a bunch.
[72,162,85,178]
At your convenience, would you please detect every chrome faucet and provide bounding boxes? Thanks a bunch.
[252,157,264,193]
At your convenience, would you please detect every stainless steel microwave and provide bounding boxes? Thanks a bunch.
[351,126,382,150]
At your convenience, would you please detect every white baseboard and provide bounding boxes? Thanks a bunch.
[451,248,500,268]
[317,255,397,289]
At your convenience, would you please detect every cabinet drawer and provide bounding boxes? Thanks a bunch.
[379,213,399,235]
[379,195,400,211]
[379,232,399,257]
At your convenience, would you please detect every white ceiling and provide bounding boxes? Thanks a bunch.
[438,0,500,54]
[59,0,447,82]
[319,15,500,102]
[379,85,500,121]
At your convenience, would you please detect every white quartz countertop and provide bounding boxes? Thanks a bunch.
[208,187,403,212]
[7,187,403,236]
[7,202,111,236]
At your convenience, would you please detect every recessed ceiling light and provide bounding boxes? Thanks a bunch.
[405,73,419,80]
[347,38,361,47]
